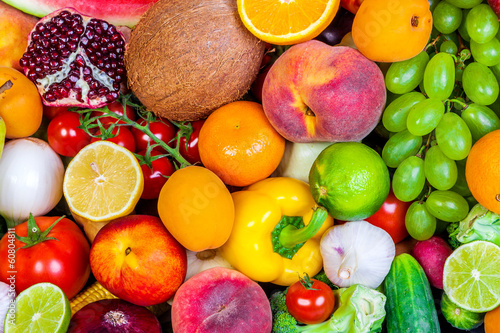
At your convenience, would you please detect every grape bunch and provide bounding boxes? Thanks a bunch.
[380,0,500,241]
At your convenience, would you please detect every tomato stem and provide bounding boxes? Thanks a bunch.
[13,214,62,250]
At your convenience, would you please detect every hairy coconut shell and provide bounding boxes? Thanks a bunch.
[125,0,265,121]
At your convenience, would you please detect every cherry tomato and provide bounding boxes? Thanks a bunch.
[286,275,335,325]
[0,216,91,299]
[177,120,204,165]
[90,126,136,153]
[137,149,175,200]
[365,189,411,244]
[91,100,136,126]
[43,105,70,120]
[131,118,176,153]
[47,110,91,157]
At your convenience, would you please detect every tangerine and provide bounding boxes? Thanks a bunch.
[485,304,500,333]
[466,129,500,215]
[198,101,285,187]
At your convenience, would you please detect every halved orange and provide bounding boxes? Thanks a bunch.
[63,141,143,222]
[237,0,340,45]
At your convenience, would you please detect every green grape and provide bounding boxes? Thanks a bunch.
[461,103,500,141]
[385,51,429,94]
[423,52,456,101]
[458,9,471,41]
[381,130,423,168]
[453,97,466,111]
[465,4,499,44]
[470,38,500,66]
[491,62,500,83]
[405,201,437,241]
[445,0,483,9]
[382,91,426,132]
[440,40,459,55]
[451,158,472,197]
[455,66,464,82]
[435,112,472,160]
[433,1,463,34]
[425,190,470,222]
[392,156,426,202]
[429,0,440,11]
[462,62,500,105]
[407,98,445,136]
[424,145,458,190]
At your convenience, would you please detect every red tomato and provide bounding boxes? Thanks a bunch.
[131,118,176,153]
[286,275,335,325]
[91,100,136,126]
[43,105,70,120]
[90,126,136,152]
[0,216,91,299]
[177,120,204,165]
[47,111,91,156]
[137,149,175,200]
[365,189,411,244]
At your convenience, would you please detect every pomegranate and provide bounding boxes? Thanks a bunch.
[20,8,126,108]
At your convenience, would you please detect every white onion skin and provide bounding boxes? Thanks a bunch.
[0,138,64,227]
[320,221,395,289]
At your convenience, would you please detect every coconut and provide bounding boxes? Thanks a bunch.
[125,0,265,121]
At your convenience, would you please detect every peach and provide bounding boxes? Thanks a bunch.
[171,267,272,333]
[262,40,386,143]
[0,2,39,71]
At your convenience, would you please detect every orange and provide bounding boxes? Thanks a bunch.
[485,305,500,333]
[157,166,235,252]
[198,101,285,187]
[351,0,433,62]
[237,0,340,45]
[0,67,43,138]
[466,129,500,215]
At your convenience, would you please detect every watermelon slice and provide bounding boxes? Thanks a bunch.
[1,0,159,27]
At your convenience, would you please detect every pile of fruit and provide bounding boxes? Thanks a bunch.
[1,0,500,332]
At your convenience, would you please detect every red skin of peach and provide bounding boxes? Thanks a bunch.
[90,215,187,307]
[171,267,273,333]
[262,40,386,143]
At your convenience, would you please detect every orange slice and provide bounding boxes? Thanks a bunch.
[237,0,340,45]
[63,141,143,222]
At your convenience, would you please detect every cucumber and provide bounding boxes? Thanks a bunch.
[384,253,440,333]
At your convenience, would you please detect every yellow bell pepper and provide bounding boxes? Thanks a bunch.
[219,177,334,286]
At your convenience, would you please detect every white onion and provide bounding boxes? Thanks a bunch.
[274,141,332,183]
[320,221,395,289]
[0,138,64,228]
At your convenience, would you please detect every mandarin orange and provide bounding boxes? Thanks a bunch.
[198,101,285,187]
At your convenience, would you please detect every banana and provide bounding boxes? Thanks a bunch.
[0,116,6,159]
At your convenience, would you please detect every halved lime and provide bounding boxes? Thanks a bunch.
[4,283,71,333]
[443,240,500,313]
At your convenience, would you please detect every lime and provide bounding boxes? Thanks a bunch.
[443,240,500,313]
[4,283,71,333]
[309,142,390,221]
[440,293,485,330]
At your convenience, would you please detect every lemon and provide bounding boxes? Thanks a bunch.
[4,283,71,333]
[443,240,500,313]
[63,141,143,222]
[309,142,390,221]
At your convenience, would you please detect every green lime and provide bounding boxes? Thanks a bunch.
[443,240,500,313]
[309,142,390,221]
[4,283,71,333]
[441,293,485,330]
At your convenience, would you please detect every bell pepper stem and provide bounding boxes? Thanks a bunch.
[279,207,328,248]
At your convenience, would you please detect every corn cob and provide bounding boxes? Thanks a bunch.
[70,281,171,317]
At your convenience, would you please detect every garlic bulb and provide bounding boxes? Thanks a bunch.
[320,221,395,289]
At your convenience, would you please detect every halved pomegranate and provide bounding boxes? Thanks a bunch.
[20,8,126,108]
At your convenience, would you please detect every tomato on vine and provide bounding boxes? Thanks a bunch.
[177,120,204,165]
[90,100,136,126]
[137,149,175,200]
[131,118,176,153]
[90,126,136,153]
[47,110,91,157]
[286,273,335,325]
